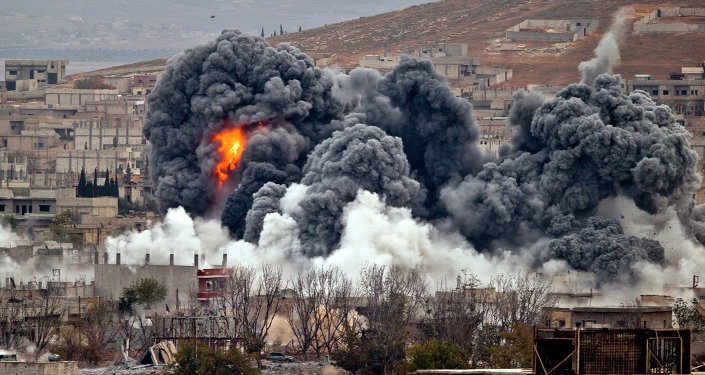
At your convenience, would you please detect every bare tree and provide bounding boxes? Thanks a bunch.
[485,273,556,331]
[313,266,354,357]
[80,299,119,363]
[421,275,487,358]
[24,290,65,357]
[287,268,320,359]
[222,264,285,353]
[359,265,427,375]
[0,288,24,349]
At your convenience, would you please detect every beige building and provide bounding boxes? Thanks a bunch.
[359,43,512,87]
[56,187,118,218]
[4,59,69,91]
[544,305,673,329]
[45,89,119,107]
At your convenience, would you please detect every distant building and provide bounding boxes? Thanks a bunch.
[359,43,512,87]
[543,305,673,329]
[45,89,119,107]
[626,71,705,117]
[506,18,599,42]
[633,7,705,34]
[4,60,69,91]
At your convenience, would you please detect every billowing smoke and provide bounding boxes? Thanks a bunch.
[140,24,705,287]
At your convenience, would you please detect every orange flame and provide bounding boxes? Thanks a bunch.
[211,126,246,186]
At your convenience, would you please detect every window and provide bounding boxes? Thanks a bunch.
[0,205,4,212]
[559,319,565,328]
[2,139,6,147]
[15,205,19,213]
[662,90,669,95]
[39,205,50,212]
[28,205,32,213]
[651,90,658,96]
[8,70,17,75]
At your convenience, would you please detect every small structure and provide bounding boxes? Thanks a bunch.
[506,18,599,42]
[139,340,177,366]
[634,7,705,34]
[534,328,690,375]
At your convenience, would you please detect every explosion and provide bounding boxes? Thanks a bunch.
[142,27,705,287]
[211,126,246,186]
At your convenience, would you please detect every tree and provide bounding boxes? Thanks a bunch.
[287,268,320,359]
[312,266,353,357]
[261,27,264,37]
[298,26,302,32]
[25,290,65,357]
[673,297,705,343]
[169,340,259,375]
[280,24,283,35]
[119,277,167,311]
[0,214,18,231]
[102,169,110,196]
[93,168,98,197]
[485,273,556,331]
[420,275,487,360]
[485,322,533,368]
[398,340,469,373]
[50,210,74,241]
[332,265,427,374]
[77,168,86,197]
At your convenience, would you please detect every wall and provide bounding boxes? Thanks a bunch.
[45,89,119,107]
[634,7,705,33]
[0,361,78,375]
[94,263,198,309]
[56,188,118,217]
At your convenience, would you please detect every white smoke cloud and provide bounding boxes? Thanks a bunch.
[0,224,28,248]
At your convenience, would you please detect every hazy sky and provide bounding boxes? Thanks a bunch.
[2,0,435,38]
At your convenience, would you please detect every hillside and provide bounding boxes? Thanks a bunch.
[268,0,705,87]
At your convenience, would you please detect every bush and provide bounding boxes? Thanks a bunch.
[168,340,259,375]
[119,277,167,312]
[398,340,469,373]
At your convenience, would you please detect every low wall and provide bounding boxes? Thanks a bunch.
[0,361,78,375]
[634,23,705,33]
[506,30,576,42]
[634,7,705,33]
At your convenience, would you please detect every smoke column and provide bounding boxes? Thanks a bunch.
[579,7,631,85]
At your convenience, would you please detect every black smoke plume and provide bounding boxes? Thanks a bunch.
[146,28,703,284]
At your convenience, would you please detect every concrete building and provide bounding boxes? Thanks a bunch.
[45,89,119,107]
[56,187,118,217]
[4,59,69,91]
[56,147,145,176]
[543,305,673,329]
[0,186,57,219]
[94,253,199,310]
[506,18,599,42]
[625,67,705,119]
[634,7,705,33]
[359,43,512,87]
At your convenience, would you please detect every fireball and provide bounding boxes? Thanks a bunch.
[211,126,246,186]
